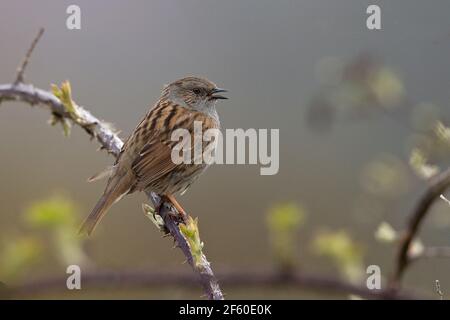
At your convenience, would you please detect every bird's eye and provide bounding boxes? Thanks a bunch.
[192,88,201,95]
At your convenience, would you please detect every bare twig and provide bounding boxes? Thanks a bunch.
[5,270,425,300]
[14,28,44,84]
[392,168,450,286]
[1,59,223,300]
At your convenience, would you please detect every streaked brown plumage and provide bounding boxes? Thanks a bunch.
[80,77,227,235]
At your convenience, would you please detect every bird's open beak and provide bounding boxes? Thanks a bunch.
[210,88,228,100]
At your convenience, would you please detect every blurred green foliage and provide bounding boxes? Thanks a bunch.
[312,230,364,283]
[24,196,77,228]
[0,237,42,281]
[409,148,439,179]
[266,203,305,272]
[406,121,450,182]
[0,194,86,283]
[360,154,409,198]
[308,54,406,132]
[435,122,450,145]
[368,67,404,108]
[24,195,87,267]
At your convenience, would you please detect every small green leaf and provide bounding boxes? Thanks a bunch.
[51,83,61,98]
[179,216,204,268]
[61,118,72,137]
[47,113,71,136]
[51,81,78,117]
[51,81,80,136]
[142,203,155,215]
[143,203,166,231]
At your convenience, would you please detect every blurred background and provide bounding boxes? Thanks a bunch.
[1,0,450,299]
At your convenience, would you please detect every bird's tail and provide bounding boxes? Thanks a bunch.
[79,172,131,236]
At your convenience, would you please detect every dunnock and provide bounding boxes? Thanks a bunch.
[80,77,227,235]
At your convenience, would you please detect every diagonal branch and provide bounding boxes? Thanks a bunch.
[146,192,222,299]
[0,82,223,300]
[392,167,450,286]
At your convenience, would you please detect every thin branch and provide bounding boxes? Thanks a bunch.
[5,270,425,300]
[14,28,44,84]
[0,83,223,299]
[392,168,450,286]
[0,83,122,155]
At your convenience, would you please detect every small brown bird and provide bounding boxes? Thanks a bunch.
[80,77,227,235]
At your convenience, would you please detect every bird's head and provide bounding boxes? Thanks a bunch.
[162,76,227,112]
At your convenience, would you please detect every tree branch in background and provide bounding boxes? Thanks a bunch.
[7,270,424,300]
[0,29,223,300]
[392,167,450,286]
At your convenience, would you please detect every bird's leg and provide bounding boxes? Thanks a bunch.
[160,194,188,223]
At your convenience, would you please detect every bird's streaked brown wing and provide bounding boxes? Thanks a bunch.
[131,137,179,190]
[128,101,219,192]
[128,101,190,190]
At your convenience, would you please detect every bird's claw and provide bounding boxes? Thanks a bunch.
[156,200,187,225]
